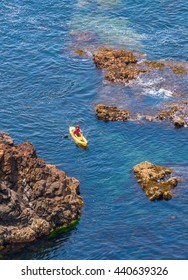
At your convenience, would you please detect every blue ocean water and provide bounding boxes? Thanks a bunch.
[1,0,188,259]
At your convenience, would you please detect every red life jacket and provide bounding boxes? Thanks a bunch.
[74,127,80,135]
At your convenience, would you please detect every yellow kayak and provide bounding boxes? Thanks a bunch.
[69,126,88,147]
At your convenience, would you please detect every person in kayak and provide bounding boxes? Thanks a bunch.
[74,124,81,136]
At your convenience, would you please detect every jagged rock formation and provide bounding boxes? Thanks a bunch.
[0,132,83,249]
[133,161,180,200]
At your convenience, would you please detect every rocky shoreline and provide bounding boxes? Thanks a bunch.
[0,132,83,251]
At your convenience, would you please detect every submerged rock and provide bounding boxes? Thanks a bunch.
[69,31,97,42]
[133,161,180,201]
[144,61,165,71]
[75,49,88,57]
[144,60,187,75]
[0,132,83,249]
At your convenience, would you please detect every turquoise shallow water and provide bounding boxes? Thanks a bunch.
[1,0,188,259]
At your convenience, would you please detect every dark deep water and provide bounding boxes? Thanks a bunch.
[1,0,188,259]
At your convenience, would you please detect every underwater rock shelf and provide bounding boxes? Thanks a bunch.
[0,132,83,250]
[133,161,181,201]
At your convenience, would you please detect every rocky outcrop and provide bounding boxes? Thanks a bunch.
[96,104,130,121]
[133,161,181,200]
[92,48,188,84]
[93,48,146,83]
[74,43,187,85]
[95,103,188,128]
[0,132,83,249]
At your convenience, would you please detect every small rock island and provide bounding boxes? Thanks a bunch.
[133,161,180,200]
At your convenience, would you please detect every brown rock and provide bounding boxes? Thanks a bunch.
[144,61,165,71]
[154,104,188,129]
[92,48,144,83]
[173,118,185,128]
[92,48,188,84]
[75,49,88,57]
[144,60,187,76]
[157,105,184,121]
[96,104,130,121]
[133,161,180,200]
[95,101,188,130]
[0,132,83,248]
[0,132,14,146]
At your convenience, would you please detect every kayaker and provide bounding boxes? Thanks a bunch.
[74,124,81,136]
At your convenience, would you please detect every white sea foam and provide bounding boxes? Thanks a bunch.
[147,88,173,98]
[135,76,174,98]
[136,76,164,87]
[158,88,173,97]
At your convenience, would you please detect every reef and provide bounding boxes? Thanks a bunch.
[133,161,180,200]
[92,48,187,83]
[0,132,83,250]
[95,103,188,128]
[75,46,187,84]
